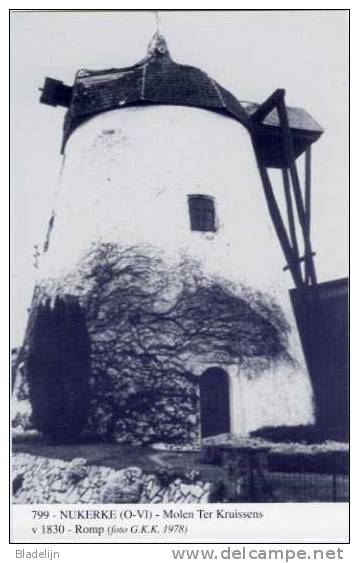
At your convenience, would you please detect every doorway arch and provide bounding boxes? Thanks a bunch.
[200,367,230,438]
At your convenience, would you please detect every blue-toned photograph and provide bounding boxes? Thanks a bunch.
[11,10,349,507]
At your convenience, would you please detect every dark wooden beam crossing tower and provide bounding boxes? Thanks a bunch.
[250,88,318,289]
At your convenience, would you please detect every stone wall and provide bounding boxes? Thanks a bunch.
[13,454,211,504]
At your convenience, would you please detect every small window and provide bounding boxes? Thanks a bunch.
[188,195,216,232]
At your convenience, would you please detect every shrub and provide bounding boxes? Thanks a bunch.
[27,296,91,442]
[250,425,324,444]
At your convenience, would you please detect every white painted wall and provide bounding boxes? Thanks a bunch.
[40,104,314,434]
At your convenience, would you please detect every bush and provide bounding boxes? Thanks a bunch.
[27,296,91,442]
[250,425,325,444]
[268,451,349,475]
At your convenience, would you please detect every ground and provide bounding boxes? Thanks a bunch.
[13,434,348,502]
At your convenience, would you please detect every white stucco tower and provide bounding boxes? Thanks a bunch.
[35,33,324,443]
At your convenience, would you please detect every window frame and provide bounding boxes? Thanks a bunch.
[187,194,217,233]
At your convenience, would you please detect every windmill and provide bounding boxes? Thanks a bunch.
[33,29,348,443]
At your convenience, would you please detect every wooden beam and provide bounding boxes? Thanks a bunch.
[253,148,304,288]
[39,77,73,108]
[283,252,316,271]
[282,166,300,268]
[251,89,285,124]
[304,147,312,283]
[276,93,317,285]
[277,96,306,225]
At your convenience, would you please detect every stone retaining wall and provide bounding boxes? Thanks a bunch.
[12,454,211,504]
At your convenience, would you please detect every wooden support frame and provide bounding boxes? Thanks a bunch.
[282,166,300,264]
[254,152,304,288]
[251,89,317,288]
[251,89,285,124]
[276,93,317,286]
[304,146,312,284]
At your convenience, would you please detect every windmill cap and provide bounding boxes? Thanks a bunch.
[39,32,323,162]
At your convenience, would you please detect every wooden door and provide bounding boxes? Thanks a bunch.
[200,367,230,438]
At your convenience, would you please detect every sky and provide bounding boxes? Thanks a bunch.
[10,10,349,346]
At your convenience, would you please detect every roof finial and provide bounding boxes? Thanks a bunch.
[147,11,170,58]
[155,10,161,33]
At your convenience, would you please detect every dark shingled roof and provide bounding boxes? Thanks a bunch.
[40,32,323,164]
[62,32,251,148]
[241,101,323,134]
